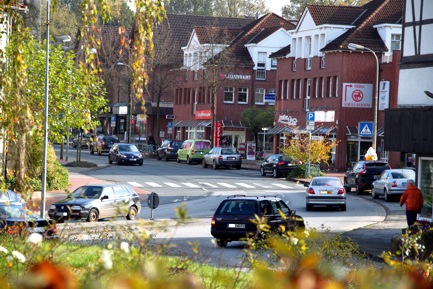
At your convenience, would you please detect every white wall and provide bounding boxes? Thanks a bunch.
[398,67,433,106]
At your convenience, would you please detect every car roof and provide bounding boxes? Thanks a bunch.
[222,195,282,201]
[311,176,341,180]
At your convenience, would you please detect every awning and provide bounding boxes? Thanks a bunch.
[173,120,211,128]
[312,126,337,135]
[221,120,245,128]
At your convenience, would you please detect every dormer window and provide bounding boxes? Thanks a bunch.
[292,59,297,72]
[271,59,277,69]
[391,34,401,51]
[257,52,266,69]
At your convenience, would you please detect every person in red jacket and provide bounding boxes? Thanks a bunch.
[400,179,424,227]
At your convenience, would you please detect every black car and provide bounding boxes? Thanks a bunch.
[260,154,296,178]
[344,160,391,194]
[211,195,305,247]
[156,139,183,161]
[48,184,141,222]
[90,135,119,155]
[108,143,144,166]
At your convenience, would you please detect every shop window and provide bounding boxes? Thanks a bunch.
[224,87,234,103]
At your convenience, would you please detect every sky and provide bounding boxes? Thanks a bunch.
[265,0,290,15]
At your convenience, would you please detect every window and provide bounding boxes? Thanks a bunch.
[255,88,265,104]
[238,87,248,104]
[305,36,312,57]
[291,79,296,99]
[257,52,266,69]
[292,59,297,72]
[193,71,198,80]
[224,87,234,103]
[298,79,303,99]
[328,76,333,97]
[256,69,266,80]
[391,34,401,51]
[306,79,311,99]
[334,76,339,97]
[271,59,277,69]
[321,77,325,98]
[320,56,325,69]
[305,58,312,70]
[285,80,290,100]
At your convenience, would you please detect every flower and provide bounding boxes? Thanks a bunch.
[101,249,112,270]
[27,233,43,246]
[0,246,8,254]
[291,237,299,245]
[120,242,130,254]
[12,251,26,263]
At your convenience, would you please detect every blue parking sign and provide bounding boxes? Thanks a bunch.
[306,112,315,121]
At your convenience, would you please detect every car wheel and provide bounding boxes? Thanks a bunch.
[384,190,390,202]
[187,157,191,165]
[126,206,138,220]
[306,204,312,211]
[356,184,363,195]
[260,166,266,176]
[344,185,351,193]
[273,168,279,178]
[164,154,169,162]
[87,209,99,222]
[138,160,143,166]
[216,239,228,248]
[372,188,378,199]
[108,157,113,164]
[235,165,241,170]
[202,160,207,168]
[156,154,161,160]
[116,157,122,165]
[340,204,347,211]
[90,147,94,155]
[176,155,181,163]
[213,160,218,170]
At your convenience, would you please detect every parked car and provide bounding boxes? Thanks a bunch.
[371,169,416,201]
[304,176,346,211]
[260,154,296,178]
[156,139,183,161]
[202,147,242,170]
[108,143,143,166]
[48,184,141,222]
[344,160,391,194]
[90,135,119,155]
[0,203,58,239]
[211,195,305,247]
[72,133,92,148]
[0,190,25,206]
[177,139,212,164]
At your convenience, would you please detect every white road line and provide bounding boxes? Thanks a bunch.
[199,182,218,188]
[272,183,293,189]
[236,183,255,188]
[164,182,182,188]
[218,183,237,188]
[144,182,163,188]
[128,181,143,187]
[182,182,201,188]
[252,183,272,188]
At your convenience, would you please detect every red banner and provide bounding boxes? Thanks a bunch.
[214,121,222,147]
[195,110,212,120]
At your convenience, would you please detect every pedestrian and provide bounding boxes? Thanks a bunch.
[148,134,156,153]
[400,179,424,227]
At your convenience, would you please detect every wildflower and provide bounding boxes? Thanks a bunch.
[0,245,8,254]
[27,233,43,246]
[291,237,299,245]
[101,249,113,270]
[12,251,26,263]
[120,241,130,254]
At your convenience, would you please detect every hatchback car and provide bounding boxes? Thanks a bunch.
[72,133,92,148]
[108,143,143,166]
[177,139,212,164]
[156,139,183,161]
[48,184,141,222]
[202,147,242,170]
[211,195,305,248]
[90,135,119,155]
[0,203,58,239]
[260,154,296,178]
[371,169,416,201]
[305,177,346,211]
[0,190,25,206]
[344,160,391,194]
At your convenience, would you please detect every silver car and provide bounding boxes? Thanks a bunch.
[305,177,346,211]
[371,169,415,201]
[202,147,242,170]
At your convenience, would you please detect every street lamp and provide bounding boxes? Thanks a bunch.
[348,43,380,150]
[111,62,133,143]
[262,127,269,156]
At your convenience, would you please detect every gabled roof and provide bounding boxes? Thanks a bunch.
[246,27,281,45]
[193,26,242,45]
[320,0,403,52]
[269,44,291,59]
[307,5,365,26]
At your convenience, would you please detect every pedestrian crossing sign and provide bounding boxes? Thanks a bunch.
[359,122,373,137]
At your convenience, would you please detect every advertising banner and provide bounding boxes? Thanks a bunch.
[214,121,222,147]
[246,142,256,161]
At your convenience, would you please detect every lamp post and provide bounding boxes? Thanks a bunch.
[262,127,269,157]
[348,43,380,150]
[111,62,133,143]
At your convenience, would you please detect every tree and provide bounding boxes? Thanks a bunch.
[240,107,274,147]
[281,0,369,20]
[213,0,268,17]
[165,0,214,15]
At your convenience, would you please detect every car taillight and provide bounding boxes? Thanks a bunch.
[101,141,105,145]
[308,188,315,194]
[277,161,285,166]
[359,165,366,175]
[191,150,195,155]
[218,156,222,161]
[392,181,397,187]
[211,215,216,227]
[338,188,345,195]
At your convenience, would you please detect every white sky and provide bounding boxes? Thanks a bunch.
[265,0,290,15]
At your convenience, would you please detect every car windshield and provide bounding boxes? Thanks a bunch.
[118,145,139,152]
[221,148,238,155]
[105,136,118,142]
[70,186,102,199]
[365,162,388,168]
[312,178,342,187]
[171,141,183,147]
[0,205,37,220]
[279,156,293,162]
[218,200,256,215]
[194,141,211,150]
[391,171,415,179]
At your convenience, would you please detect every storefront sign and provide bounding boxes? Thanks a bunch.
[278,115,298,126]
[224,127,244,131]
[220,73,251,80]
[265,94,276,104]
[379,81,390,111]
[342,83,373,108]
[214,121,222,147]
[246,142,256,161]
[195,110,212,120]
[314,111,335,122]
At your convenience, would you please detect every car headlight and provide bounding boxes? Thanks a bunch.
[71,206,82,211]
[121,154,127,158]
[49,205,56,210]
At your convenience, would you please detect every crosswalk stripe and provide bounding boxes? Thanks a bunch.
[145,182,163,188]
[164,182,182,188]
[182,182,201,188]
[252,183,272,188]
[236,183,255,188]
[128,181,143,187]
[272,183,293,189]
[218,183,237,188]
[199,182,218,188]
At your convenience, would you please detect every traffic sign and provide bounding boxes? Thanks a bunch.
[306,124,315,131]
[306,112,315,121]
[359,121,373,137]
[311,136,324,141]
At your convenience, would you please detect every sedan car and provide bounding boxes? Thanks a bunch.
[156,139,183,161]
[72,133,92,148]
[202,147,242,170]
[90,135,119,155]
[0,190,25,206]
[305,176,346,211]
[260,154,296,178]
[48,184,141,222]
[0,204,58,239]
[371,169,416,201]
[211,195,305,247]
[108,143,143,166]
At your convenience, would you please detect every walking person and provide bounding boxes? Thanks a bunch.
[148,134,156,153]
[400,179,424,227]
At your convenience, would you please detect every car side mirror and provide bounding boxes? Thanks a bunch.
[290,210,296,215]
[101,195,109,201]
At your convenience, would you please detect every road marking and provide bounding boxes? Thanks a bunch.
[218,183,237,188]
[164,182,182,188]
[272,183,293,189]
[252,183,272,188]
[128,181,143,187]
[236,183,255,188]
[182,182,201,188]
[199,182,218,188]
[145,182,163,188]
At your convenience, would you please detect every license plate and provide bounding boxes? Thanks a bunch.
[227,157,235,160]
[320,190,333,194]
[228,223,245,229]
[402,182,406,186]
[56,212,67,216]
[130,158,136,161]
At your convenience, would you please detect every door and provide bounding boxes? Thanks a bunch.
[98,187,117,218]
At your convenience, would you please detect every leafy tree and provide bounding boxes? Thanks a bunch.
[165,0,214,15]
[281,0,369,20]
[213,0,268,17]
[240,107,274,147]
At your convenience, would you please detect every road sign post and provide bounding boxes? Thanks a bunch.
[147,192,160,220]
